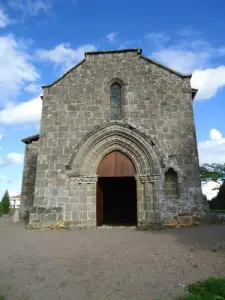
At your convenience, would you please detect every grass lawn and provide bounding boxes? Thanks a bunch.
[210,210,225,213]
[178,277,225,299]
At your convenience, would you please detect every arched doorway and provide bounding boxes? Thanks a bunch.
[96,151,137,226]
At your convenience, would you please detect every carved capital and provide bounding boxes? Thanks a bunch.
[150,174,161,182]
[136,174,161,183]
[75,175,98,184]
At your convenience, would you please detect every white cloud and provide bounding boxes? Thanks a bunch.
[198,129,225,164]
[0,96,42,124]
[7,0,53,16]
[152,49,209,74]
[201,181,220,200]
[106,32,118,44]
[148,30,225,100]
[145,32,170,48]
[149,31,211,70]
[7,153,24,163]
[210,128,223,140]
[0,8,11,28]
[24,83,42,93]
[151,50,225,101]
[0,152,24,167]
[191,66,225,100]
[36,43,96,72]
[0,34,39,104]
[8,189,20,197]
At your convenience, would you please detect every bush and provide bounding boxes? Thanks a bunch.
[210,182,225,210]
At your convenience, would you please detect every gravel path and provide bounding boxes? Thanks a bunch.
[0,215,225,300]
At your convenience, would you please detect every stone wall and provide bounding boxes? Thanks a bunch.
[20,141,38,221]
[27,49,207,228]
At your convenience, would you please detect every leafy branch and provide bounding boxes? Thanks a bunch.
[200,163,225,190]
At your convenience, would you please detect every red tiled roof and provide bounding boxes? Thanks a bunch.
[11,195,21,199]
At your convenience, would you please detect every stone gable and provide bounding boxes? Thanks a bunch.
[20,48,208,229]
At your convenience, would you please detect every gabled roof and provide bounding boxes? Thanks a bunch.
[84,48,142,56]
[42,48,192,88]
[22,134,39,144]
[42,59,86,88]
[10,195,21,199]
[140,55,191,78]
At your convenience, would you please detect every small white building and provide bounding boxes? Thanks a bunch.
[10,195,21,208]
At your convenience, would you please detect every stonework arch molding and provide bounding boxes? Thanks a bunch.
[67,123,163,178]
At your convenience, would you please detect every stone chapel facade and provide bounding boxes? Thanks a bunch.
[20,48,207,229]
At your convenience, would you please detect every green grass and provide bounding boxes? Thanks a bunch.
[178,277,225,300]
[210,210,225,213]
[0,296,4,300]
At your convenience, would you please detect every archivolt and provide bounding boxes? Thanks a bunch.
[66,122,164,176]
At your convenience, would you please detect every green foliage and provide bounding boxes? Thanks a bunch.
[178,277,225,300]
[210,181,225,210]
[178,296,204,300]
[0,190,10,214]
[200,164,225,206]
[210,210,225,213]
[200,163,225,189]
[0,296,4,300]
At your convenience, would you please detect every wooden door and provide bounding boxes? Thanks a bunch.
[97,151,136,177]
[96,151,136,226]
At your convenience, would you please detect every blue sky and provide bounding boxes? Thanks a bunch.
[0,0,225,199]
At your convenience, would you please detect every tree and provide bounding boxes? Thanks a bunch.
[200,163,225,190]
[1,190,10,214]
[210,181,225,210]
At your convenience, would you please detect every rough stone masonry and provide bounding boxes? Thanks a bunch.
[20,48,208,229]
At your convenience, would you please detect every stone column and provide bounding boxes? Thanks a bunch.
[86,176,98,227]
[20,142,38,221]
[151,178,164,225]
[135,176,145,227]
[136,174,162,229]
[74,175,98,227]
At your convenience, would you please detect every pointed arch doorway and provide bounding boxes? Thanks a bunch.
[96,151,137,226]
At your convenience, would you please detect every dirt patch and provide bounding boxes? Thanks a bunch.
[0,216,225,300]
